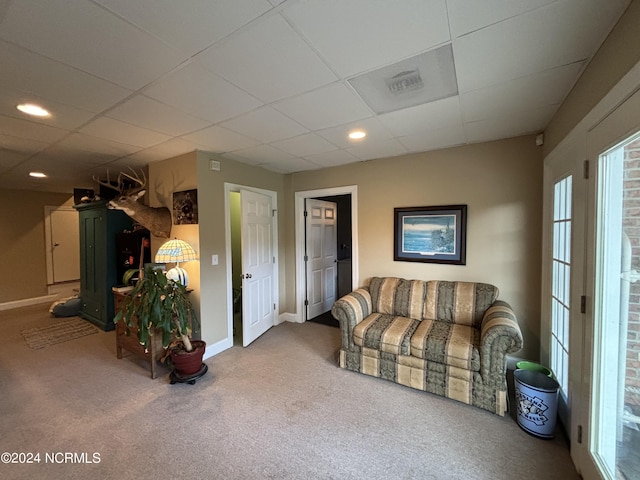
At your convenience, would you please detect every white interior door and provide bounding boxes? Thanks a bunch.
[45,206,80,284]
[305,199,337,320]
[241,189,275,347]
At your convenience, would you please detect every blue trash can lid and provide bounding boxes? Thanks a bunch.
[514,369,559,392]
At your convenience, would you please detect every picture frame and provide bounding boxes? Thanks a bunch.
[394,204,467,265]
[172,189,198,225]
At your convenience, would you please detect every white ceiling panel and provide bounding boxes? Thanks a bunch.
[0,89,96,131]
[447,0,555,37]
[305,149,361,169]
[317,117,394,149]
[465,104,557,143]
[461,62,585,123]
[227,144,295,165]
[346,138,408,161]
[143,63,263,124]
[220,106,308,143]
[79,117,170,148]
[0,0,630,191]
[270,133,338,157]
[274,82,372,131]
[0,0,184,90]
[378,96,463,137]
[0,149,28,169]
[106,95,210,136]
[57,133,143,157]
[283,0,450,77]
[399,124,467,153]
[0,115,70,143]
[182,125,261,153]
[198,14,337,103]
[94,0,272,57]
[454,0,629,93]
[0,41,132,113]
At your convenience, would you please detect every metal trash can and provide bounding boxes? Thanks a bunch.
[514,369,559,438]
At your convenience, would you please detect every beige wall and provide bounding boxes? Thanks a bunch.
[196,152,286,349]
[287,135,543,361]
[0,189,74,303]
[544,0,640,154]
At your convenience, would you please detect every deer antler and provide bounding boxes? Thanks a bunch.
[93,168,147,194]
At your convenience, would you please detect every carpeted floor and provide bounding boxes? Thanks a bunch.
[0,304,580,479]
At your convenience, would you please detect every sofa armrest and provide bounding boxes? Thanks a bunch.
[331,288,372,350]
[479,300,523,382]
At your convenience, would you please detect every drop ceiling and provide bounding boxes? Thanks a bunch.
[0,0,631,193]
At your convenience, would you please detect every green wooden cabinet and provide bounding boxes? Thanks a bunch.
[75,201,132,331]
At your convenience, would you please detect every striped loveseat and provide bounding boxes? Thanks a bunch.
[331,277,523,415]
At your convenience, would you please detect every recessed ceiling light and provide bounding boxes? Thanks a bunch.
[348,130,366,140]
[17,103,51,117]
[29,171,47,178]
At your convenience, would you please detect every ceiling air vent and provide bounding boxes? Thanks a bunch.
[386,69,424,94]
[349,44,458,115]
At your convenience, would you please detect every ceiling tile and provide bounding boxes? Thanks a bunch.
[143,63,263,124]
[140,138,201,159]
[460,63,585,123]
[0,0,185,90]
[283,0,450,77]
[220,106,308,143]
[274,82,372,131]
[304,149,360,168]
[198,14,337,103]
[398,124,467,152]
[447,0,555,37]
[94,0,272,56]
[181,125,260,152]
[0,41,132,113]
[0,115,71,143]
[464,105,556,143]
[317,117,393,149]
[0,134,49,155]
[378,96,463,137]
[270,133,338,157]
[0,148,28,169]
[260,157,318,174]
[106,95,210,136]
[57,133,143,157]
[346,138,408,161]
[0,87,96,131]
[227,144,295,165]
[454,0,629,93]
[79,117,170,148]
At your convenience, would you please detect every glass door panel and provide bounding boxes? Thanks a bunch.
[592,132,640,480]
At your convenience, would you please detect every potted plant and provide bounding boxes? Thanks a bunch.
[114,265,205,378]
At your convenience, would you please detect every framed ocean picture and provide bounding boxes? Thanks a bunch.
[394,205,467,264]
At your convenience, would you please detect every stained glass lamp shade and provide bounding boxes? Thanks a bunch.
[154,238,197,286]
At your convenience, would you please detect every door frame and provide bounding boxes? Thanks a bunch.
[224,183,279,344]
[44,205,79,285]
[294,185,358,323]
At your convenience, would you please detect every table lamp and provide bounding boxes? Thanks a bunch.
[155,238,197,286]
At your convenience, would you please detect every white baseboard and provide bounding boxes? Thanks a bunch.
[279,312,302,324]
[203,337,233,360]
[0,294,59,312]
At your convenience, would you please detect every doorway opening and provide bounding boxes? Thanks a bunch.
[294,186,358,324]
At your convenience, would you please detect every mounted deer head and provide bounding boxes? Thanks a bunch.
[93,168,172,238]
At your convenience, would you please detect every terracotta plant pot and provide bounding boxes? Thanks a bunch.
[169,340,206,376]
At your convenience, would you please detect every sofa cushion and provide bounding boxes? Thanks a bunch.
[410,319,481,371]
[369,277,426,320]
[423,281,498,327]
[353,313,420,355]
